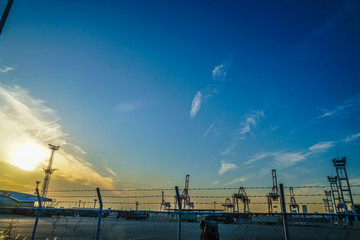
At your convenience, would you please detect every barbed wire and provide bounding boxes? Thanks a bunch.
[55,201,325,205]
[47,192,360,199]
[12,185,360,193]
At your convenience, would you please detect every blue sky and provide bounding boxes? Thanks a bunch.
[0,0,360,195]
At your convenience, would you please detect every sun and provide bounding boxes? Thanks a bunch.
[12,144,47,171]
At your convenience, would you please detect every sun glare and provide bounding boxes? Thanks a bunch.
[12,144,47,171]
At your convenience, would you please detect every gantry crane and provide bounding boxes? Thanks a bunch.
[328,176,342,214]
[233,187,250,213]
[175,174,194,210]
[41,144,60,198]
[289,187,299,213]
[222,198,235,213]
[160,191,171,211]
[267,169,280,213]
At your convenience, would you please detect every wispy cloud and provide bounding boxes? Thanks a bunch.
[0,66,14,73]
[189,57,232,119]
[105,166,118,178]
[308,141,335,152]
[272,140,335,168]
[212,58,232,82]
[201,120,217,140]
[221,143,237,156]
[115,102,138,112]
[342,133,360,143]
[235,112,263,140]
[243,153,267,165]
[190,91,202,119]
[218,161,238,175]
[274,152,309,168]
[317,94,360,119]
[210,181,219,185]
[222,111,264,155]
[0,84,115,189]
[224,177,247,185]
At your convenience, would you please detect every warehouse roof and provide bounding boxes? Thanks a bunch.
[0,190,52,203]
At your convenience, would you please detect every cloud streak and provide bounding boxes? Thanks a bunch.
[201,120,217,140]
[224,177,247,185]
[342,133,360,143]
[212,58,232,82]
[190,91,202,119]
[243,153,267,165]
[189,57,232,119]
[115,102,137,112]
[272,140,335,168]
[317,94,360,119]
[0,84,116,190]
[222,111,264,155]
[0,66,14,73]
[308,141,335,152]
[218,161,238,175]
[235,111,264,140]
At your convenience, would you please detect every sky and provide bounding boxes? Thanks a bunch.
[0,0,360,210]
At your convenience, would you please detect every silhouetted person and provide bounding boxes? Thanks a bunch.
[200,218,219,240]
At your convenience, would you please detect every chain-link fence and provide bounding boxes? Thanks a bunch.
[1,183,360,239]
[1,207,360,239]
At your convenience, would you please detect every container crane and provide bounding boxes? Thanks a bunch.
[267,169,280,213]
[233,187,250,213]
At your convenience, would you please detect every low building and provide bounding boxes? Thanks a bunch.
[0,190,52,208]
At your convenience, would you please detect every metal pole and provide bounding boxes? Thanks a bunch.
[0,0,14,35]
[175,186,182,240]
[96,188,103,240]
[280,184,290,240]
[31,188,42,240]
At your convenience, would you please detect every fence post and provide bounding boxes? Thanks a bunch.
[175,186,182,240]
[280,184,290,240]
[96,187,103,240]
[31,188,42,240]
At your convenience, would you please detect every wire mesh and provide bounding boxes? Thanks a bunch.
[0,212,35,239]
[1,208,360,239]
[1,184,360,239]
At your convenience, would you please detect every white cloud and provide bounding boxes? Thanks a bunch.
[212,58,232,82]
[317,94,360,119]
[0,84,115,189]
[115,102,137,112]
[243,153,267,165]
[210,181,219,185]
[222,111,264,155]
[201,120,217,140]
[269,140,335,169]
[221,143,237,156]
[0,66,14,73]
[235,111,264,140]
[224,177,247,185]
[189,58,232,119]
[218,161,238,175]
[190,91,202,119]
[342,133,360,143]
[274,152,309,168]
[105,166,118,178]
[309,141,335,152]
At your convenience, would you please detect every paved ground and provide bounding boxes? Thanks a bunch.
[1,215,360,239]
